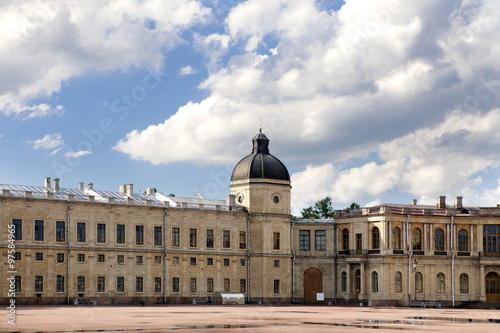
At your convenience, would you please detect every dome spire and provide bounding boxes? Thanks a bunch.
[259,116,262,132]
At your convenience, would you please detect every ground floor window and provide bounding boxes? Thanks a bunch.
[460,273,469,294]
[274,280,280,294]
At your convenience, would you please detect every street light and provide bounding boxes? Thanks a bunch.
[412,258,418,300]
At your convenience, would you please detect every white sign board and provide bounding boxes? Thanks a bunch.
[316,293,324,301]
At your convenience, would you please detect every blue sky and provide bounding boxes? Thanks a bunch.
[1,0,500,216]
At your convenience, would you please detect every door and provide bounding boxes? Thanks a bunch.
[486,272,500,302]
[355,269,361,299]
[356,234,362,254]
[304,267,322,304]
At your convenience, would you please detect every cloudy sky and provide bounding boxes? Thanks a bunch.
[1,0,500,215]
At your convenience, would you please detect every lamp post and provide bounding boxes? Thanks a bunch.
[412,258,418,300]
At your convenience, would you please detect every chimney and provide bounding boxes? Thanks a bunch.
[438,196,446,209]
[126,184,134,197]
[78,182,84,190]
[87,183,93,191]
[226,194,236,208]
[146,188,155,195]
[44,177,51,188]
[412,199,417,205]
[53,178,60,192]
[456,196,463,209]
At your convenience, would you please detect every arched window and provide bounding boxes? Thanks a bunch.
[458,230,468,251]
[435,229,445,251]
[372,271,378,292]
[436,273,445,293]
[341,271,347,292]
[395,271,402,293]
[416,272,423,293]
[342,228,349,250]
[460,273,469,294]
[392,227,401,249]
[372,227,380,249]
[412,228,422,250]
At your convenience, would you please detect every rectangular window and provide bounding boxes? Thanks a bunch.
[97,277,105,292]
[14,252,21,261]
[98,254,105,263]
[78,253,85,262]
[172,277,180,293]
[116,224,125,244]
[273,232,280,250]
[356,234,363,254]
[172,227,180,247]
[206,229,214,248]
[273,280,280,294]
[34,220,44,241]
[56,221,65,242]
[154,226,162,246]
[239,231,246,249]
[77,222,86,242]
[15,276,21,293]
[315,230,326,251]
[190,257,196,265]
[189,228,197,247]
[136,256,143,265]
[155,277,162,293]
[35,252,43,261]
[299,230,310,251]
[207,278,214,293]
[224,278,230,292]
[240,259,246,266]
[240,279,246,293]
[190,278,197,293]
[136,277,143,292]
[207,258,213,265]
[224,258,230,266]
[56,253,64,263]
[13,219,22,241]
[223,230,231,248]
[77,276,85,293]
[35,276,43,293]
[117,277,124,293]
[117,255,124,264]
[274,260,280,267]
[155,256,162,264]
[483,225,500,255]
[135,226,144,245]
[173,256,179,265]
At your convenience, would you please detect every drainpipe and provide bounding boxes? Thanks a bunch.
[406,214,411,303]
[164,207,168,304]
[247,213,251,304]
[334,219,338,305]
[451,215,455,308]
[66,201,71,304]
[291,221,295,303]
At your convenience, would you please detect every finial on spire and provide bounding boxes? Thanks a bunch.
[259,116,262,132]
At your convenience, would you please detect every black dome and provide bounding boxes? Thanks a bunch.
[231,131,290,182]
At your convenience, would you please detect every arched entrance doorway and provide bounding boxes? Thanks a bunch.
[304,267,322,304]
[486,272,500,302]
[354,269,361,299]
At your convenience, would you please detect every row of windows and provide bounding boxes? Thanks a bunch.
[12,219,250,250]
[340,271,472,294]
[298,230,326,251]
[13,276,282,294]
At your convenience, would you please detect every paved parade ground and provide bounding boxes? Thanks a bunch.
[1,304,500,332]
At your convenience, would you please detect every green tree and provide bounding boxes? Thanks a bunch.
[349,202,360,209]
[301,196,335,219]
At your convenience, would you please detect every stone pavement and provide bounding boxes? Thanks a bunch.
[1,304,500,332]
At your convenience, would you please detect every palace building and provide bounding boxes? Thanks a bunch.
[1,130,500,306]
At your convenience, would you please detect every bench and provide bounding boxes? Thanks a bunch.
[74,298,97,306]
[409,301,440,308]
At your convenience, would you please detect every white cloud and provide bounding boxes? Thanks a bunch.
[179,65,197,76]
[28,133,64,150]
[64,150,92,158]
[0,0,211,118]
[114,0,500,210]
